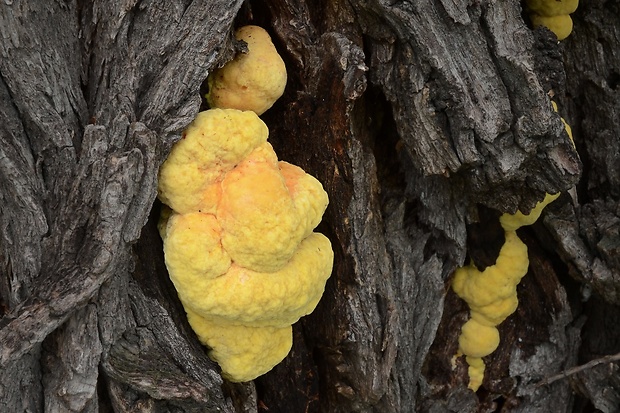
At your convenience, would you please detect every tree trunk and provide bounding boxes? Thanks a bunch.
[1,0,618,412]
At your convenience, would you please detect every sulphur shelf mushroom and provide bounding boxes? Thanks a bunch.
[158,25,333,382]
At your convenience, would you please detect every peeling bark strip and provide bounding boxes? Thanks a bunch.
[0,0,619,412]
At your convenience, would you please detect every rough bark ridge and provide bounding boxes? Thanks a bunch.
[0,0,618,412]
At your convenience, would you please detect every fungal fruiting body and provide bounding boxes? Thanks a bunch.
[158,26,333,382]
[525,0,579,40]
[452,196,555,391]
[452,102,574,390]
[206,25,287,115]
[159,110,333,382]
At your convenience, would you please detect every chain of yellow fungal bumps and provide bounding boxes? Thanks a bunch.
[157,25,334,382]
[453,107,575,392]
[452,194,558,391]
[451,0,579,391]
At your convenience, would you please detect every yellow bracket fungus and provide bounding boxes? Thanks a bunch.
[525,0,579,40]
[158,25,333,382]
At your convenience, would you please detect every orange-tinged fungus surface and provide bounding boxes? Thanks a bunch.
[217,143,328,272]
[158,109,333,381]
[158,109,268,215]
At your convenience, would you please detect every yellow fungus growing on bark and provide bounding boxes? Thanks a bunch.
[158,25,333,382]
[158,109,333,381]
[526,0,579,40]
[206,25,287,115]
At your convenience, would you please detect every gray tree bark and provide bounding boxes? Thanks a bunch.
[0,0,618,412]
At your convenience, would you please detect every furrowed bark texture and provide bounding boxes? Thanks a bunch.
[545,1,620,411]
[0,0,618,412]
[0,1,243,411]
[258,1,580,412]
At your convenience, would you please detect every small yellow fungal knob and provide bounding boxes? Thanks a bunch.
[530,14,574,41]
[466,356,485,391]
[525,0,579,41]
[526,0,578,17]
[458,319,500,358]
[552,101,576,148]
[206,25,287,115]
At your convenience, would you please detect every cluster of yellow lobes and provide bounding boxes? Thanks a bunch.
[525,0,579,40]
[157,26,334,382]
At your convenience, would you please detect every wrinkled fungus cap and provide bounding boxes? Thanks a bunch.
[158,109,268,214]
